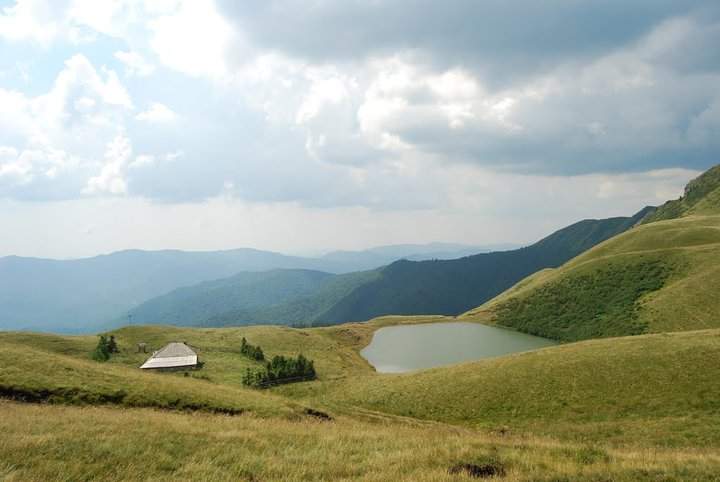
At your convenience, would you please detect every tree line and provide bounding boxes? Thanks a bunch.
[242,353,316,388]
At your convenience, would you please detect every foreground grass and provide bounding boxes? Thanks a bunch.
[2,401,720,482]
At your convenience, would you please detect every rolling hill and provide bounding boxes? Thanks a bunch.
[2,320,720,481]
[463,164,720,341]
[126,269,382,328]
[131,207,652,328]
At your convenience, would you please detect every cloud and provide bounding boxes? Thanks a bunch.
[135,102,177,123]
[0,0,64,46]
[0,166,699,259]
[0,53,132,145]
[114,50,155,77]
[327,16,720,176]
[218,1,718,85]
[0,54,135,200]
[84,133,132,195]
[148,0,236,78]
[0,0,718,213]
[129,154,155,169]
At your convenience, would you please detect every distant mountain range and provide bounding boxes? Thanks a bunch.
[127,208,653,329]
[319,242,518,267]
[0,243,503,333]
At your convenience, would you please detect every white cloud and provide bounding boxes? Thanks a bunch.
[129,154,155,169]
[8,53,133,145]
[149,0,235,77]
[114,50,155,77]
[296,71,355,124]
[135,102,177,123]
[0,0,62,46]
[67,0,133,38]
[84,134,132,195]
[0,145,76,186]
[129,149,183,169]
[0,146,25,179]
[51,54,133,109]
[164,150,184,161]
[0,55,134,199]
[0,0,143,46]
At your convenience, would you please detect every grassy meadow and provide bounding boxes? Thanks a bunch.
[3,317,720,480]
[288,329,720,446]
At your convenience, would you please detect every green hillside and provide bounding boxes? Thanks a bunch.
[311,208,651,324]
[462,164,720,341]
[130,209,650,328]
[2,322,720,480]
[0,332,303,417]
[128,269,380,327]
[642,165,720,223]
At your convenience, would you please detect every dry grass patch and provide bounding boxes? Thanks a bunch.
[2,401,720,482]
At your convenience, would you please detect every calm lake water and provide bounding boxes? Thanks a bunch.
[361,322,557,373]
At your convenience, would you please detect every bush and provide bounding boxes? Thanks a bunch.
[92,335,111,362]
[107,335,119,354]
[240,337,265,361]
[494,258,674,341]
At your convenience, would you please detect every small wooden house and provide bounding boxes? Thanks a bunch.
[140,342,199,370]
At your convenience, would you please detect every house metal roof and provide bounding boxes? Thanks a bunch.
[140,342,198,369]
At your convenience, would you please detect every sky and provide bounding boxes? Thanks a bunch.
[1,0,718,258]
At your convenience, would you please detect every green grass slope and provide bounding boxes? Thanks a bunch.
[0,335,297,417]
[11,319,720,449]
[0,323,375,392]
[462,165,720,341]
[303,329,720,447]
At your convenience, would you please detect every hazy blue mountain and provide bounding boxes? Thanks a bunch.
[128,269,379,328]
[0,248,349,333]
[320,243,518,270]
[1,242,507,333]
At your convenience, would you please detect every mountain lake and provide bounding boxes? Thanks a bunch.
[361,321,557,373]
